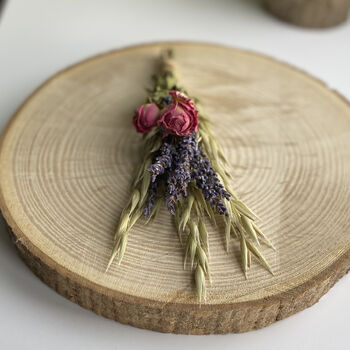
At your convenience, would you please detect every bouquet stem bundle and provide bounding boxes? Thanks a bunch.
[107,50,274,303]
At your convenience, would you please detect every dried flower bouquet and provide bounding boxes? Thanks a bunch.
[108,50,274,302]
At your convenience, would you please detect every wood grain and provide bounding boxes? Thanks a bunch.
[0,42,349,334]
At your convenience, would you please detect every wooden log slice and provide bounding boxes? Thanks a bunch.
[264,0,350,28]
[0,42,349,334]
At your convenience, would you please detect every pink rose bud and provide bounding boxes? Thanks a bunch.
[132,103,160,133]
[157,91,199,137]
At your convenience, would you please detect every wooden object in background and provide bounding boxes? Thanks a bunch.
[264,0,350,28]
[0,42,349,334]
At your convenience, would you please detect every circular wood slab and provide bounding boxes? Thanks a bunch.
[0,42,349,334]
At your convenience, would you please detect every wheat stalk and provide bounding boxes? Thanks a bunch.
[106,127,161,270]
[175,190,211,303]
[197,114,274,278]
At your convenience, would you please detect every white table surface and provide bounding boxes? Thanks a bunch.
[0,1,349,349]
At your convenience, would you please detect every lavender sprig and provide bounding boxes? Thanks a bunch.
[165,135,194,214]
[147,140,174,183]
[143,180,159,217]
[192,142,231,216]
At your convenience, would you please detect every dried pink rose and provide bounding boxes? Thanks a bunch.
[132,103,160,133]
[157,91,199,137]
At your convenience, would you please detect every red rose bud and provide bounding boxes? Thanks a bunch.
[133,103,160,133]
[157,91,199,137]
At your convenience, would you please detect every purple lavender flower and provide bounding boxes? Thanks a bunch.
[147,141,174,183]
[191,140,231,216]
[165,135,195,213]
[143,180,158,217]
[144,133,231,217]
